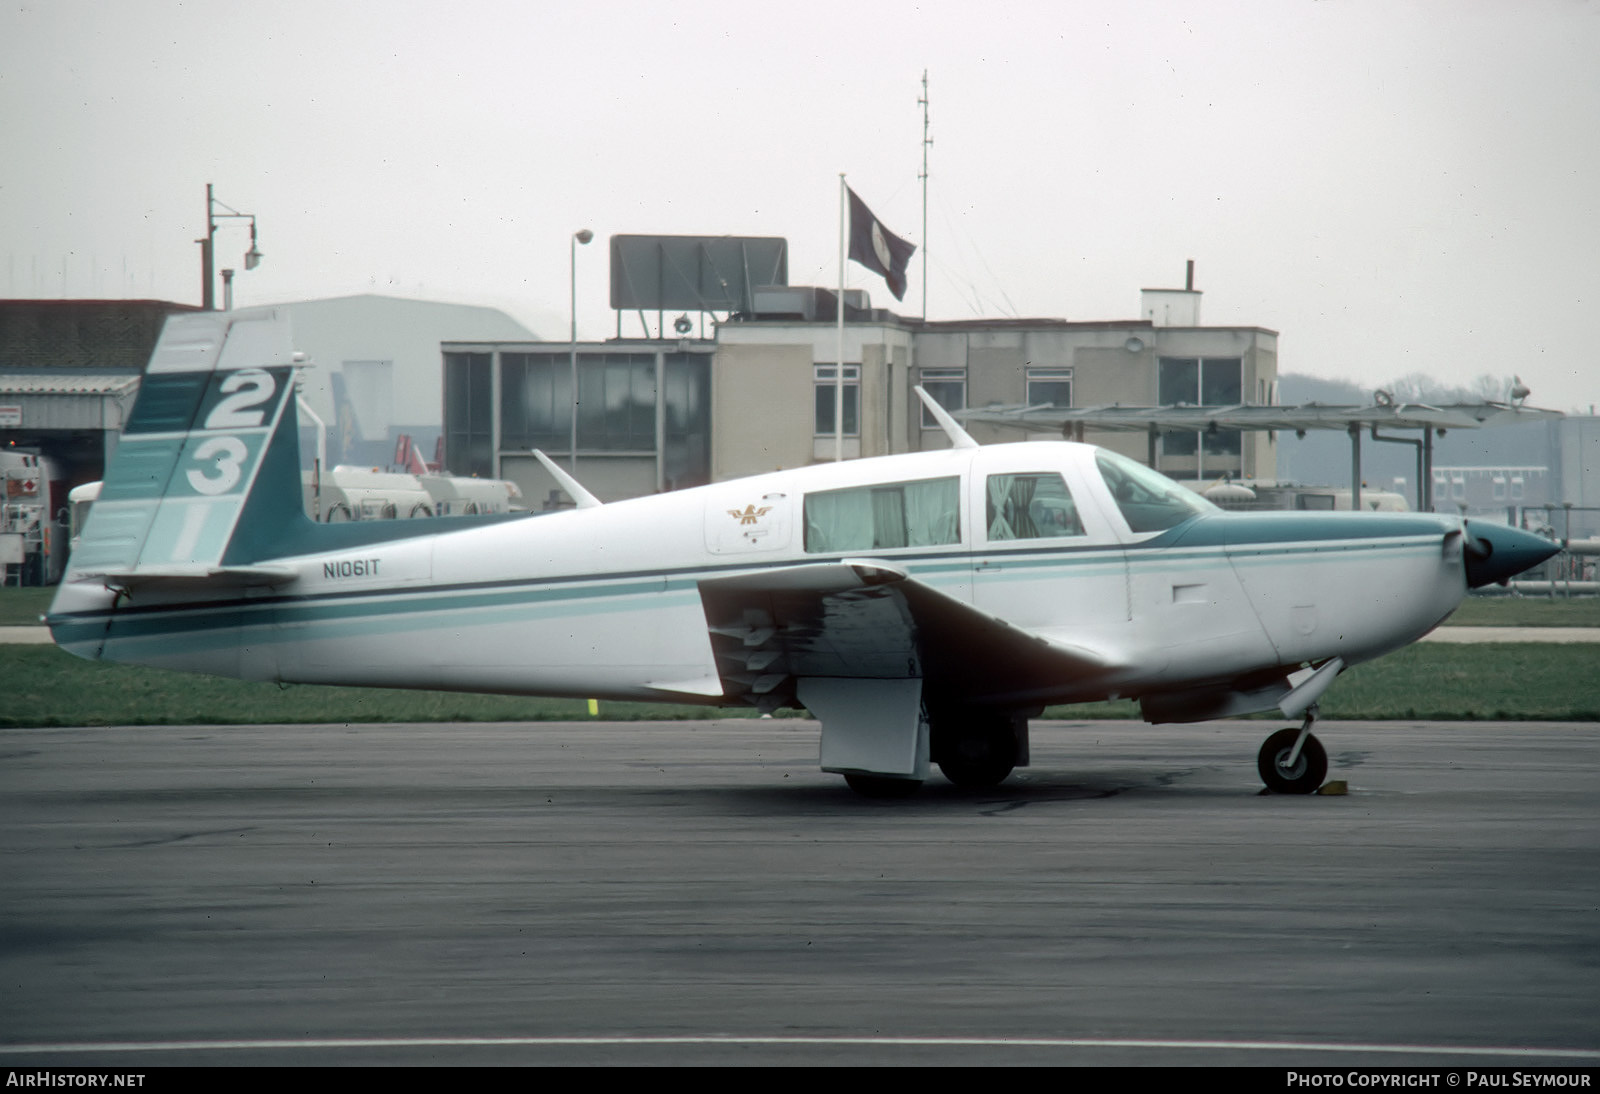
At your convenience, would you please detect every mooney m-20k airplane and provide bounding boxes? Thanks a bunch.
[49,311,1559,796]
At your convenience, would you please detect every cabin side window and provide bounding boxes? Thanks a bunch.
[985,473,1084,541]
[804,476,960,553]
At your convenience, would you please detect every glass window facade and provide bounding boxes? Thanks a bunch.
[443,348,711,491]
[501,351,657,454]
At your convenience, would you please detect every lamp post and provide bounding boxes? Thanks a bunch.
[198,183,262,310]
[570,228,593,473]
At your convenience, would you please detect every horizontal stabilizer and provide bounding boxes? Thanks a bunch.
[88,565,300,591]
[643,676,728,698]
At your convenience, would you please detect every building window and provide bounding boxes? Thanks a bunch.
[1158,357,1242,458]
[1026,368,1073,409]
[803,476,960,553]
[498,352,569,453]
[443,351,493,478]
[663,355,711,490]
[814,365,859,437]
[919,368,966,428]
[582,355,657,451]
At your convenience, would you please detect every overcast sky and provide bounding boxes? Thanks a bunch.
[3,0,1597,412]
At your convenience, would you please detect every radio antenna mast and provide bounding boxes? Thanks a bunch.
[918,69,932,321]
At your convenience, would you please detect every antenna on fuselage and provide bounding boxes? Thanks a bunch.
[531,449,603,509]
[914,385,979,450]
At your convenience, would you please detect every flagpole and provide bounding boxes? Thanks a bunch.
[836,173,846,463]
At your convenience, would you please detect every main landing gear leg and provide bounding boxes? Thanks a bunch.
[1257,707,1329,795]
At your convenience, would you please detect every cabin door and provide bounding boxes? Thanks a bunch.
[969,468,1130,633]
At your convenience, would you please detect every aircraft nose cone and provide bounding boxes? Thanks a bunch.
[1463,521,1562,588]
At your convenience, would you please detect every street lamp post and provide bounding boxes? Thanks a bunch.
[198,183,263,310]
[570,228,593,473]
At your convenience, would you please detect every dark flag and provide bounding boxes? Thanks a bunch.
[847,186,916,301]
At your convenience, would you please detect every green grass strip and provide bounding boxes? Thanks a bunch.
[3,642,1594,728]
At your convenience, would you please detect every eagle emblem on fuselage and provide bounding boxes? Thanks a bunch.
[729,504,773,525]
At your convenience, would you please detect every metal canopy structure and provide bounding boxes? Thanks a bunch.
[959,400,1565,512]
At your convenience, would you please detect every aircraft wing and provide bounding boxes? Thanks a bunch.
[696,560,1124,710]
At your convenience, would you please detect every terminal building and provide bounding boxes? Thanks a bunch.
[443,234,1280,505]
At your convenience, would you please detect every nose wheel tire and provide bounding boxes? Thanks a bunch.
[1258,727,1328,795]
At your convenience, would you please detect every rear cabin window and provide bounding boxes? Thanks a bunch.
[986,473,1085,541]
[804,476,960,553]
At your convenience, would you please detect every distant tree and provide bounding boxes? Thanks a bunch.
[1383,372,1511,405]
[1471,373,1512,401]
[1389,373,1436,403]
[1276,372,1552,484]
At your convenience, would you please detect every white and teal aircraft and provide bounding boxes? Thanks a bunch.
[48,310,1559,796]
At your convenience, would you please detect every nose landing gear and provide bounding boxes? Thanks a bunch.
[1258,709,1329,794]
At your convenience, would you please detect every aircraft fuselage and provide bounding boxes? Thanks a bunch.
[52,441,1483,711]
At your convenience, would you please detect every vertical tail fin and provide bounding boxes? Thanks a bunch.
[65,309,302,580]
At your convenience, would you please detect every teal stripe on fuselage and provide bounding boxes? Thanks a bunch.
[56,553,979,649]
[1142,511,1453,550]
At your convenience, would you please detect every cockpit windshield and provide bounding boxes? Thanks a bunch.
[1094,450,1217,533]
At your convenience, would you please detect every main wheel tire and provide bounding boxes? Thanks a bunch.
[934,711,1020,788]
[844,774,923,799]
[1257,728,1329,795]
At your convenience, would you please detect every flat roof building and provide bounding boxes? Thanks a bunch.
[444,276,1280,505]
